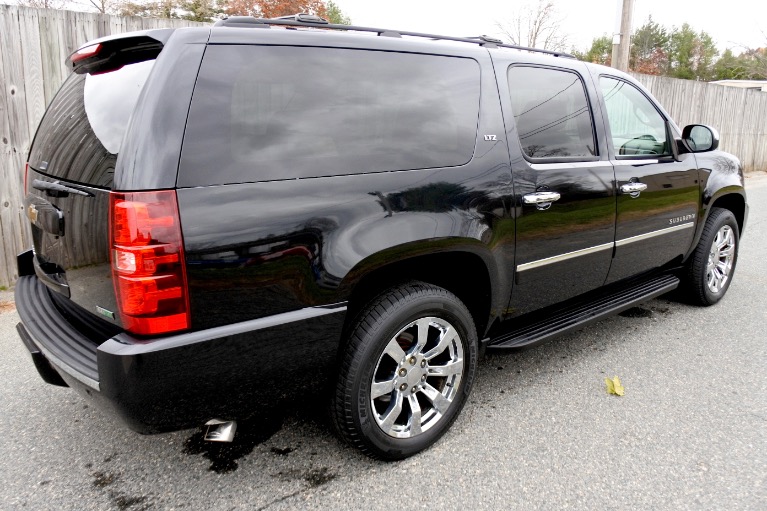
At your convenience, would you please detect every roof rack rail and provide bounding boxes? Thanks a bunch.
[270,13,328,24]
[212,14,576,58]
[465,35,504,47]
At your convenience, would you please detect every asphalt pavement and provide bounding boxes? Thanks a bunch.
[1,173,765,510]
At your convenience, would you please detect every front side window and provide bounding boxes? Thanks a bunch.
[599,76,670,157]
[507,66,596,160]
[179,46,481,186]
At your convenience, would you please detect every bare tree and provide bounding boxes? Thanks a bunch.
[87,0,117,13]
[746,30,767,78]
[496,0,569,52]
[120,0,180,18]
[16,0,119,13]
[16,0,69,8]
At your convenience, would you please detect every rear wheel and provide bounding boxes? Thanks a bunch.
[681,207,739,306]
[332,281,477,460]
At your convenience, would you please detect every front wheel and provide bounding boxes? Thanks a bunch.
[681,207,740,306]
[332,282,478,460]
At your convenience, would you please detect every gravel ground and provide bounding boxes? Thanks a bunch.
[0,173,765,510]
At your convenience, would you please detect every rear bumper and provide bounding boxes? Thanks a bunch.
[15,275,346,433]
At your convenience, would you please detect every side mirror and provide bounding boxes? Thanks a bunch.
[682,124,719,152]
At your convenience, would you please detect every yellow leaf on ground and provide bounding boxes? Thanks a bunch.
[605,376,625,396]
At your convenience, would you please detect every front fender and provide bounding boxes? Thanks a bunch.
[690,150,748,251]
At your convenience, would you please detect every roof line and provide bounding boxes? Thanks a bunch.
[212,15,576,59]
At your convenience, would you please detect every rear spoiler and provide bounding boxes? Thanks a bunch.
[66,29,175,75]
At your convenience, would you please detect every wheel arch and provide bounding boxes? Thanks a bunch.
[686,190,746,263]
[696,150,748,240]
[339,246,498,342]
[708,192,747,235]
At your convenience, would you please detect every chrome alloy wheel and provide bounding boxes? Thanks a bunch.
[370,317,464,439]
[706,225,736,293]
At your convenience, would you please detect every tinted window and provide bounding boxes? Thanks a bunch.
[599,77,670,157]
[179,46,480,186]
[507,66,595,159]
[28,60,155,188]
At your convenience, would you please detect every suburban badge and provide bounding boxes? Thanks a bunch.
[669,214,695,225]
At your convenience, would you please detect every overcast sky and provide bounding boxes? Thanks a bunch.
[335,0,764,54]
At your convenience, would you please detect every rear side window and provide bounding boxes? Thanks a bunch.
[28,60,155,188]
[507,66,596,160]
[178,46,481,186]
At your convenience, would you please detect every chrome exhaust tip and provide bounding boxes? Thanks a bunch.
[203,419,237,442]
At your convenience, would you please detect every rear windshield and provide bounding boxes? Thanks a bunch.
[28,60,155,188]
[178,45,481,187]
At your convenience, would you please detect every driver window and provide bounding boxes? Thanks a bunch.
[599,77,670,157]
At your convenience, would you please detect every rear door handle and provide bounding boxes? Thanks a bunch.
[620,182,648,198]
[523,191,561,210]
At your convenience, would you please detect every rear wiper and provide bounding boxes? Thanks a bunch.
[32,179,93,198]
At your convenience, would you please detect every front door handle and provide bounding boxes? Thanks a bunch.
[620,182,648,198]
[523,191,561,210]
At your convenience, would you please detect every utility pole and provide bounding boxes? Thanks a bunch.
[611,0,634,71]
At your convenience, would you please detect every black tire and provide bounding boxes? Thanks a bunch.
[680,207,740,306]
[332,281,478,460]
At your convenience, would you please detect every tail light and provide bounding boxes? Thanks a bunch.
[23,162,29,194]
[109,190,190,335]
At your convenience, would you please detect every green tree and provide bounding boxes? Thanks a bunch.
[668,23,718,80]
[325,1,351,24]
[712,49,748,80]
[574,35,612,65]
[630,16,669,75]
[180,0,224,21]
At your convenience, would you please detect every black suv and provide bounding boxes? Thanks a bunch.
[15,15,748,460]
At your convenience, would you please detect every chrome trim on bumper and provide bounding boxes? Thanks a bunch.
[103,303,348,356]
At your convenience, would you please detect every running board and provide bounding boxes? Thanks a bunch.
[486,274,680,351]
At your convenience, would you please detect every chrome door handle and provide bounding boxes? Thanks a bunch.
[620,182,648,198]
[523,191,561,204]
[523,191,561,210]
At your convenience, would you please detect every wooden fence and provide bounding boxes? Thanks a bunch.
[0,5,205,288]
[0,5,766,288]
[631,72,767,173]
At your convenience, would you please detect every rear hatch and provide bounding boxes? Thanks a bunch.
[25,35,162,330]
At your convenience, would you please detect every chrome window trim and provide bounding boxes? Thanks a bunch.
[615,222,695,247]
[530,160,613,171]
[516,242,614,272]
[612,158,659,165]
